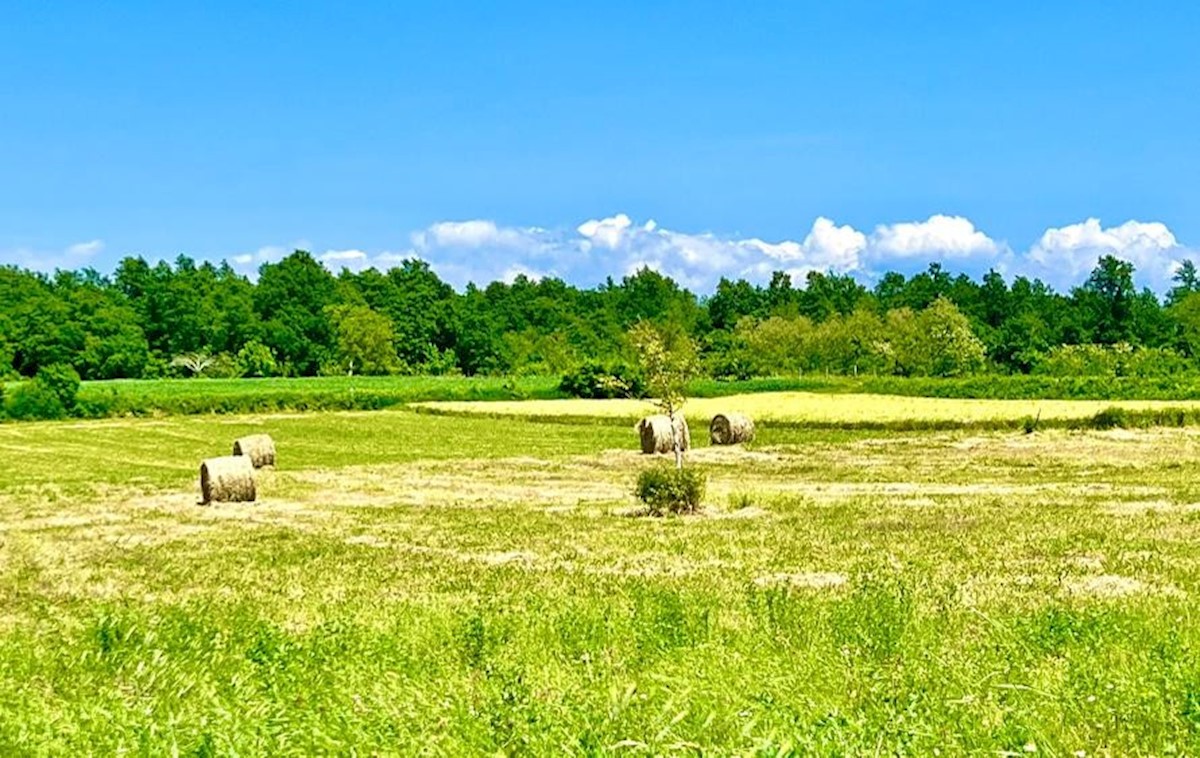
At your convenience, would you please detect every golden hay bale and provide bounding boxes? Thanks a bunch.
[232,433,276,468]
[200,455,256,504]
[635,414,691,454]
[709,412,755,445]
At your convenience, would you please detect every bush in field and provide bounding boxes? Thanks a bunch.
[559,362,645,399]
[5,363,81,420]
[1089,406,1130,430]
[5,380,67,420]
[202,353,241,379]
[1033,343,1189,378]
[636,466,706,515]
[36,363,81,413]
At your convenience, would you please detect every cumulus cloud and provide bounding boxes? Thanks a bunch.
[577,214,634,250]
[1024,218,1183,291]
[869,215,1001,260]
[413,220,541,250]
[402,214,887,290]
[220,213,1195,293]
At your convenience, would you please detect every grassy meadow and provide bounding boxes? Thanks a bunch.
[4,399,1200,753]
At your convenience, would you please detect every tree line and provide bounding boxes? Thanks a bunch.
[4,250,1200,384]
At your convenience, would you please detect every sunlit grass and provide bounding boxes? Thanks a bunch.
[418,390,1200,428]
[3,409,1200,753]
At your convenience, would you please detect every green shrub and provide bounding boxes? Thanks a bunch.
[34,363,81,414]
[5,380,66,420]
[1089,406,1130,430]
[203,353,242,379]
[236,341,279,378]
[635,466,706,515]
[559,362,645,399]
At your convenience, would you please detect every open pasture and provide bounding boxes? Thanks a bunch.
[3,408,1200,753]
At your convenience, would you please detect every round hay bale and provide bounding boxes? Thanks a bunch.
[636,414,691,454]
[232,433,276,468]
[710,413,755,445]
[200,455,256,504]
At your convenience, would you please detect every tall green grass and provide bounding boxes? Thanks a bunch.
[7,372,1200,424]
[3,411,1200,752]
[692,373,1200,400]
[68,375,565,418]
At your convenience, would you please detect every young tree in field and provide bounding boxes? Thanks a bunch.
[235,340,278,378]
[916,296,987,376]
[327,304,400,375]
[630,321,699,469]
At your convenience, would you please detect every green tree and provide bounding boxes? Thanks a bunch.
[1168,260,1200,307]
[737,315,816,375]
[799,271,870,321]
[254,251,338,375]
[235,340,279,377]
[1074,255,1137,344]
[630,321,699,469]
[812,307,888,375]
[888,298,986,377]
[917,296,987,376]
[1169,292,1200,361]
[708,277,764,331]
[327,305,400,375]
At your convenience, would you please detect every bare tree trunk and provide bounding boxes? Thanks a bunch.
[669,409,683,469]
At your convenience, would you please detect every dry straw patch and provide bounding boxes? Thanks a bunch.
[753,572,848,590]
[1064,574,1186,600]
[416,391,1200,425]
[286,458,628,509]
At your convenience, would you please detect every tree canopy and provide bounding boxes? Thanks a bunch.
[2,252,1199,382]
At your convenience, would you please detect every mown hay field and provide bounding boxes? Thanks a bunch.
[4,407,1200,753]
[418,390,1200,428]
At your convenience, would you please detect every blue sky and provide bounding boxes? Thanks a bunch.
[2,1,1198,292]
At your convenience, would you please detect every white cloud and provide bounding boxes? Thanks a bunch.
[870,215,1001,259]
[227,243,307,277]
[577,213,633,250]
[320,249,370,271]
[501,264,545,284]
[65,239,105,259]
[781,216,866,268]
[414,220,537,250]
[1025,218,1183,290]
[212,214,1195,294]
